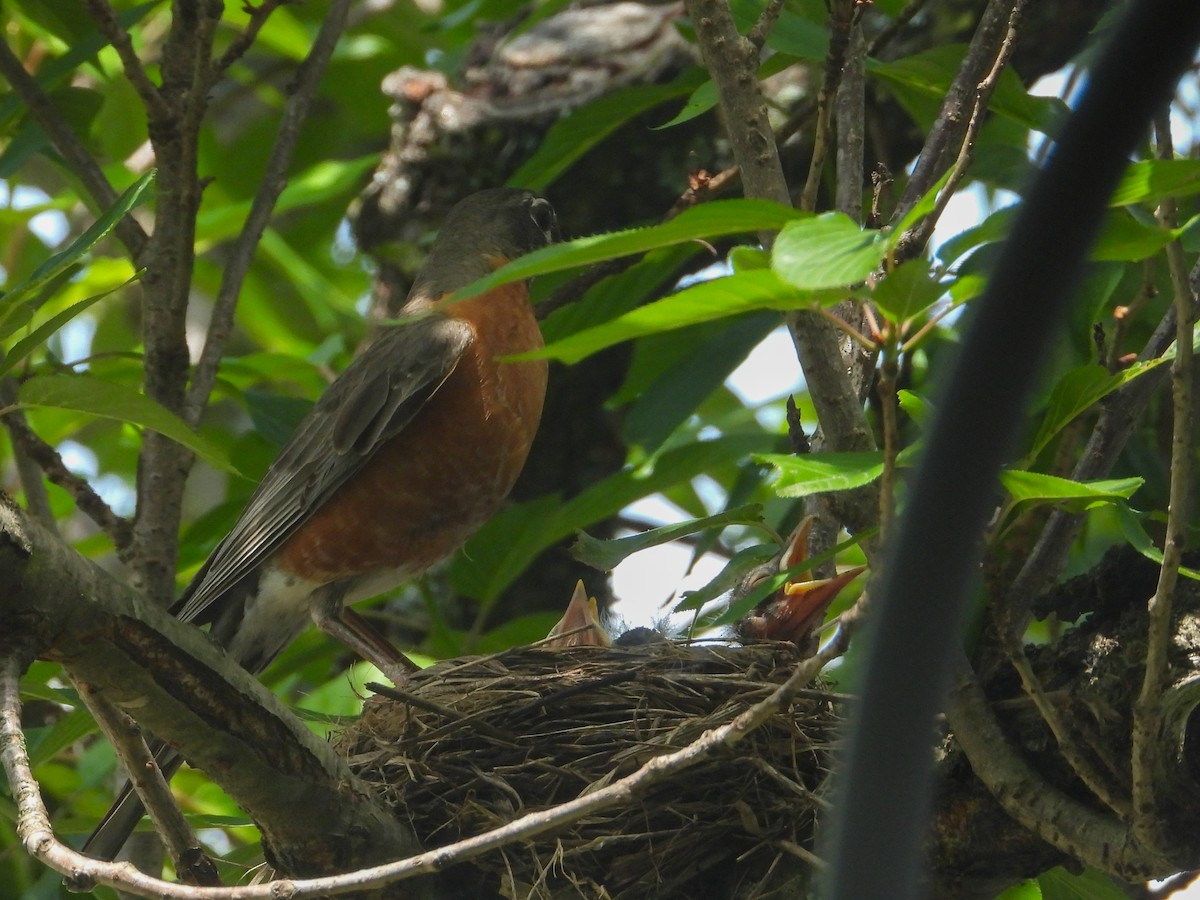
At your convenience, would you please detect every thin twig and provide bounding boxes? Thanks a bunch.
[1131,110,1197,857]
[74,682,220,885]
[0,38,148,258]
[81,0,171,121]
[890,0,1019,227]
[800,0,856,212]
[899,0,1026,257]
[746,0,785,50]
[213,0,289,74]
[9,630,851,899]
[0,380,134,556]
[999,637,1131,816]
[184,0,353,426]
[876,350,899,537]
[867,0,938,59]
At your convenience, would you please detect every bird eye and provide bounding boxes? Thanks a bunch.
[527,197,558,243]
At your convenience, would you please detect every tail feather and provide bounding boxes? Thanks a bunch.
[82,745,183,861]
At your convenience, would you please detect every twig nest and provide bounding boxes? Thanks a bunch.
[337,640,837,899]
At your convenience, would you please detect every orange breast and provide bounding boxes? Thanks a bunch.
[276,282,548,583]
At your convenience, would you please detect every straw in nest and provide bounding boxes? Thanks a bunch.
[337,639,838,899]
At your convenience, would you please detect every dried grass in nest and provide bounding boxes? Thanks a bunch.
[337,639,838,899]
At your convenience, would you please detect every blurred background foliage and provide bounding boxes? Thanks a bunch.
[1,0,1197,896]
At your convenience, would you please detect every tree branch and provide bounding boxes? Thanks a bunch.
[0,37,148,259]
[185,0,352,427]
[0,379,135,557]
[890,0,1020,227]
[81,0,171,121]
[683,0,879,541]
[0,497,430,895]
[1132,109,1197,855]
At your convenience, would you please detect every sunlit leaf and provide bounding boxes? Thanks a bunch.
[0,171,154,315]
[454,199,805,305]
[0,270,142,377]
[999,470,1142,507]
[1115,503,1200,581]
[772,213,888,289]
[17,374,239,475]
[528,270,847,365]
[1110,158,1200,207]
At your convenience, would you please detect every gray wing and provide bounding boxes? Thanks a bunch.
[173,314,474,624]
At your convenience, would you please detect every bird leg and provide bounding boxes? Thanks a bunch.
[309,588,418,683]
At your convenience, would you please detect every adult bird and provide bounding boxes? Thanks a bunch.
[84,187,558,860]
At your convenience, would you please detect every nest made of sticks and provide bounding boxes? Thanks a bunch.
[336,640,838,899]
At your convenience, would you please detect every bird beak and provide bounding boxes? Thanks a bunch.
[545,581,611,648]
[778,565,868,638]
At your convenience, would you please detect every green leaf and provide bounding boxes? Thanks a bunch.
[507,71,707,191]
[17,374,240,475]
[196,158,374,246]
[454,199,807,304]
[529,270,844,365]
[0,270,143,378]
[1109,159,1200,207]
[572,503,767,571]
[995,879,1041,900]
[656,55,796,129]
[870,257,945,324]
[1038,867,1130,900]
[1026,361,1168,461]
[1091,209,1176,261]
[0,171,155,316]
[1115,503,1200,582]
[999,470,1142,508]
[897,389,933,427]
[674,543,782,613]
[772,213,888,289]
[28,707,99,769]
[454,434,773,600]
[871,45,1065,134]
[759,451,886,497]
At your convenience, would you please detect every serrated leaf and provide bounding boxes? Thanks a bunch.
[454,199,807,304]
[572,503,766,571]
[772,213,889,289]
[17,374,239,475]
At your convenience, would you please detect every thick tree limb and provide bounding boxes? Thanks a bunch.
[0,496,430,895]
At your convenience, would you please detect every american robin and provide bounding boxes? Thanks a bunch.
[84,187,558,860]
[545,581,611,648]
[736,517,866,652]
